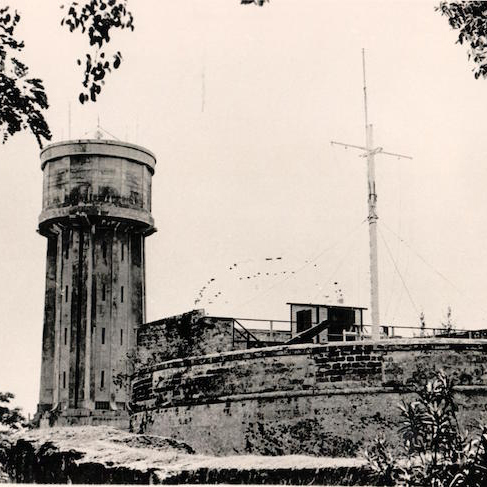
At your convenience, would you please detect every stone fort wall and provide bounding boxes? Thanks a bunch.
[130,339,487,456]
[136,311,235,366]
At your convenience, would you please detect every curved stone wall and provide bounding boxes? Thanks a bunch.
[131,339,487,456]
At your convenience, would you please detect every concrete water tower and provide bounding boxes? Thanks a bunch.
[36,139,156,425]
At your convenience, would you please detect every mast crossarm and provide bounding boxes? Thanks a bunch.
[378,150,413,160]
[331,140,412,160]
[330,140,367,151]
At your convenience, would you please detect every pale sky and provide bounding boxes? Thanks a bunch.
[1,0,486,415]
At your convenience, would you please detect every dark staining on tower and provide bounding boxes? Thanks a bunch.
[36,139,156,416]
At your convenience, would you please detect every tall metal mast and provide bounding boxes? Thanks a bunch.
[331,49,412,340]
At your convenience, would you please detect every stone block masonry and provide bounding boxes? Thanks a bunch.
[131,339,487,456]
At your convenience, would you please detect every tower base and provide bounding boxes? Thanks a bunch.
[34,407,129,430]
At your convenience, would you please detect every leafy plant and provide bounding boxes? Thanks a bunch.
[0,392,25,483]
[420,312,427,337]
[112,348,137,390]
[363,433,398,485]
[60,0,134,103]
[364,371,487,486]
[437,2,487,80]
[0,6,51,148]
[0,392,24,430]
[441,307,456,335]
[241,0,269,5]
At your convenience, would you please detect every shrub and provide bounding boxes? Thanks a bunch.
[364,371,487,487]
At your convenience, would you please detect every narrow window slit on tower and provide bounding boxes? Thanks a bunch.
[102,241,107,259]
[101,370,105,389]
[64,230,70,259]
[120,329,123,345]
[102,327,105,345]
[121,243,125,261]
[64,327,67,345]
[63,371,66,389]
[65,285,68,302]
[121,285,124,303]
[102,284,106,301]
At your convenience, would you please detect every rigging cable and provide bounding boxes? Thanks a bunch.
[310,225,364,302]
[384,159,403,320]
[390,246,410,324]
[381,220,460,293]
[380,219,487,319]
[378,225,419,315]
[233,219,367,311]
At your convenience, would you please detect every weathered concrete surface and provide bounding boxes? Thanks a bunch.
[39,139,156,230]
[0,426,373,485]
[131,338,487,456]
[136,310,235,366]
[43,408,130,429]
[37,139,156,424]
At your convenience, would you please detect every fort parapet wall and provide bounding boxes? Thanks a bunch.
[131,339,487,456]
[136,311,235,367]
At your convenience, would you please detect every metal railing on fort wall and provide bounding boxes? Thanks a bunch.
[228,316,487,348]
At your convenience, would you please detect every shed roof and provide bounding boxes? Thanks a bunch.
[286,302,368,310]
